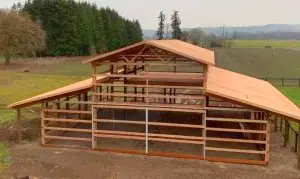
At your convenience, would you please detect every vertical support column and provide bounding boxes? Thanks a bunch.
[145,107,149,154]
[40,103,45,145]
[92,65,97,103]
[124,64,128,102]
[92,106,96,150]
[145,65,149,104]
[265,116,271,164]
[78,94,82,119]
[110,65,114,102]
[16,108,22,142]
[284,119,289,147]
[274,116,278,132]
[297,128,300,170]
[134,64,137,102]
[203,112,206,158]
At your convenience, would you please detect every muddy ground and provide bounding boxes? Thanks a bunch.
[1,131,300,179]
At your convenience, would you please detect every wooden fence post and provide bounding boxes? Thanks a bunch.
[281,78,284,87]
[284,120,289,147]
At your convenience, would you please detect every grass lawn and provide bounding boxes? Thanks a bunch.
[0,143,10,172]
[231,40,300,48]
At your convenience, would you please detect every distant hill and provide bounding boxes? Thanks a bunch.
[143,24,300,39]
[202,24,300,36]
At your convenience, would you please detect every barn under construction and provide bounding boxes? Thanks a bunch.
[8,40,300,165]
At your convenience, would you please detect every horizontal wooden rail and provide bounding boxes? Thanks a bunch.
[148,137,204,145]
[95,119,145,125]
[43,109,92,115]
[94,133,145,140]
[44,135,92,142]
[96,74,205,80]
[148,133,203,140]
[206,117,268,124]
[95,83,204,90]
[95,130,144,136]
[94,62,200,67]
[94,92,205,100]
[206,127,267,134]
[93,103,205,113]
[205,147,266,154]
[44,127,92,133]
[206,107,262,112]
[44,118,92,124]
[206,137,266,144]
[149,122,204,129]
[52,101,93,105]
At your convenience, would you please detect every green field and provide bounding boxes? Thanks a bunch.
[231,40,300,48]
[215,48,300,78]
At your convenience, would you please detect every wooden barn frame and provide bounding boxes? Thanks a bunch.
[8,40,300,166]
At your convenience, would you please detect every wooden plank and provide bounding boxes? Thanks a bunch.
[206,157,266,165]
[206,117,268,124]
[95,119,145,125]
[206,107,262,112]
[95,130,144,137]
[43,109,92,114]
[41,103,45,145]
[96,83,204,90]
[206,127,267,134]
[94,101,204,111]
[93,103,205,113]
[149,122,204,129]
[205,147,266,154]
[148,133,203,140]
[44,118,92,124]
[94,92,205,100]
[44,127,92,133]
[148,151,204,160]
[100,74,205,80]
[206,137,266,144]
[94,133,145,140]
[44,135,92,142]
[148,137,204,145]
[95,148,145,155]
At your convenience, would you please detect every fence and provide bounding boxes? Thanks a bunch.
[274,117,299,152]
[259,77,300,87]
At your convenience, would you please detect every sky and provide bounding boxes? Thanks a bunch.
[1,0,299,29]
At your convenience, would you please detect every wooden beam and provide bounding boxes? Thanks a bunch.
[206,137,266,144]
[43,109,92,114]
[205,147,266,154]
[206,127,267,134]
[44,135,92,142]
[206,117,268,124]
[44,118,92,124]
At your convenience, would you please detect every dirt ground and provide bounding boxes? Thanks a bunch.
[1,131,300,179]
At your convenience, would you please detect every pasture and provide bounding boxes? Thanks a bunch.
[231,39,300,48]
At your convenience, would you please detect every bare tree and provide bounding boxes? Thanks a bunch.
[0,9,46,65]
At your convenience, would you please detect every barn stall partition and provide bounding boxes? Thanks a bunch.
[8,40,300,165]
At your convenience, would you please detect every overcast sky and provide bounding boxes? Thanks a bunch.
[1,0,299,29]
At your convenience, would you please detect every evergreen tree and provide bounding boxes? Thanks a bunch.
[20,0,143,56]
[171,10,182,40]
[156,11,165,40]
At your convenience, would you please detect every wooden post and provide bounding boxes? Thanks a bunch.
[297,129,300,170]
[265,118,271,164]
[284,120,289,147]
[145,107,149,154]
[110,65,114,101]
[281,78,284,87]
[274,116,278,132]
[16,108,22,142]
[78,94,82,119]
[124,65,128,102]
[40,103,45,145]
[92,107,96,150]
[280,117,283,131]
[134,64,137,102]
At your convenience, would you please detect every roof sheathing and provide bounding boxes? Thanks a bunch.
[206,66,300,122]
[82,40,215,66]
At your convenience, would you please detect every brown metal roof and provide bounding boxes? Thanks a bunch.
[206,66,300,121]
[83,40,215,66]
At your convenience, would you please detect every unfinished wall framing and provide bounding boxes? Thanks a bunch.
[36,43,272,165]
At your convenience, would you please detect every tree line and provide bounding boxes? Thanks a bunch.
[18,0,143,56]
